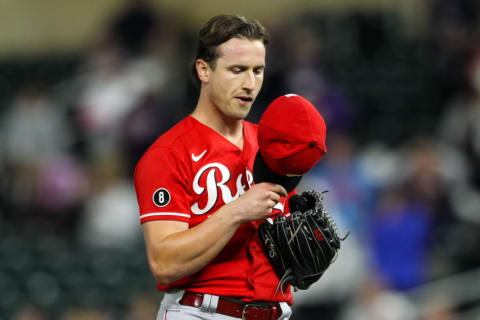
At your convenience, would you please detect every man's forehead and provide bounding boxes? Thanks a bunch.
[217,38,266,64]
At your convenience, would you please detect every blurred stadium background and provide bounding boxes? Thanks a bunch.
[1,0,480,319]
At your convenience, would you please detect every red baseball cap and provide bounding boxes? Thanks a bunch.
[253,94,327,192]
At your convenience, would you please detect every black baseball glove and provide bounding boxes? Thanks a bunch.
[259,190,349,294]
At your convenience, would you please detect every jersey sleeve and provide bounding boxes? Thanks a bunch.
[134,146,192,224]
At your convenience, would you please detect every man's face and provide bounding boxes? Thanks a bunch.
[205,38,266,120]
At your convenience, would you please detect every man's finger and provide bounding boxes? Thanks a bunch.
[270,184,288,197]
[269,191,281,203]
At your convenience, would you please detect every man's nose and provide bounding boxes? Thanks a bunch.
[242,71,256,91]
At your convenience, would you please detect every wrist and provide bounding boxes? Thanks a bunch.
[218,201,247,225]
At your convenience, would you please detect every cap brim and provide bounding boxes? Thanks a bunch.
[253,151,302,193]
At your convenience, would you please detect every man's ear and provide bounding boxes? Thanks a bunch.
[196,59,210,83]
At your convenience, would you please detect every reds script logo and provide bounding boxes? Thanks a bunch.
[191,162,253,215]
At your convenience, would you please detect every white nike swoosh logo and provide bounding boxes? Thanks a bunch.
[192,149,207,162]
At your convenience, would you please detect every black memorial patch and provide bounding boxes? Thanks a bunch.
[153,188,171,207]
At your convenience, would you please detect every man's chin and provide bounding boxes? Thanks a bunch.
[228,106,252,120]
[233,109,251,120]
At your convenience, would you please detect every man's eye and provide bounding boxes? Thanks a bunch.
[232,67,242,73]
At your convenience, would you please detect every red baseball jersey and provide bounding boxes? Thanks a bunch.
[134,116,293,304]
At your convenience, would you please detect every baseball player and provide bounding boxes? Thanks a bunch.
[134,15,304,320]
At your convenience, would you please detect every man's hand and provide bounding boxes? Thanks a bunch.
[225,182,288,223]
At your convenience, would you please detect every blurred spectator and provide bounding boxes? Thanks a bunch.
[434,49,480,273]
[371,136,463,287]
[363,137,475,283]
[73,39,157,157]
[0,86,73,165]
[72,4,183,161]
[369,185,433,291]
[400,138,457,233]
[437,48,480,190]
[399,138,462,279]
[75,154,141,250]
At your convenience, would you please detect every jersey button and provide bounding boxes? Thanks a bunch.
[251,246,256,252]
[235,150,241,155]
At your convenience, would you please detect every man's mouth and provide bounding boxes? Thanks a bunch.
[236,96,253,103]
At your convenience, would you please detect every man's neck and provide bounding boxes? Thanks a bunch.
[191,98,244,149]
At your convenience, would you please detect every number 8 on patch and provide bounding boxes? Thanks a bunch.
[153,188,171,207]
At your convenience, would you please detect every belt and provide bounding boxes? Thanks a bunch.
[179,291,282,320]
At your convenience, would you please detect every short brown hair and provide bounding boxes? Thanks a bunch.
[190,14,270,87]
